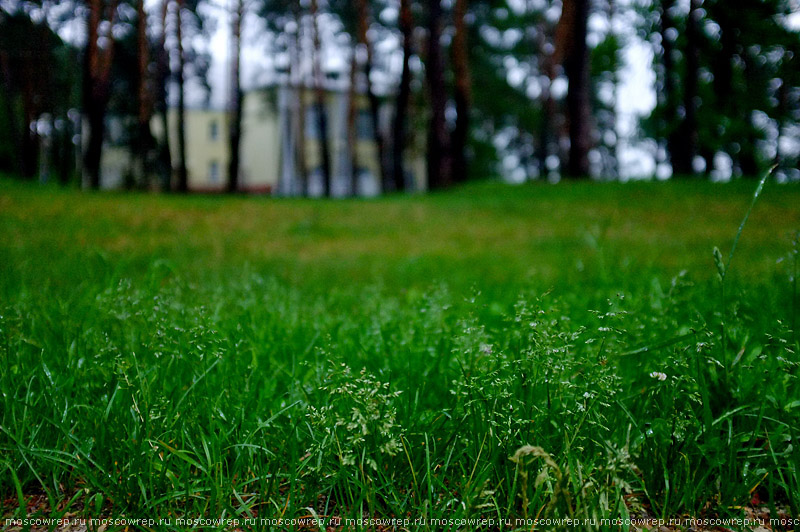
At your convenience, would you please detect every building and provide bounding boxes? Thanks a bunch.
[96,86,425,195]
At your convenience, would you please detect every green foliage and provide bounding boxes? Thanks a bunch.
[643,0,800,177]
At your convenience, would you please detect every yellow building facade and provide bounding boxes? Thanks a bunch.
[159,87,387,195]
[97,86,424,194]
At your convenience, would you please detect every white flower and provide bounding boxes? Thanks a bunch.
[649,371,667,381]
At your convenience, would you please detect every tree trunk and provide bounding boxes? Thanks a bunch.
[775,75,787,168]
[710,1,739,174]
[83,97,105,189]
[739,133,759,177]
[310,0,332,197]
[659,0,677,171]
[227,0,243,193]
[738,53,760,178]
[156,0,172,191]
[355,0,387,192]
[175,0,188,192]
[82,0,117,190]
[601,0,618,178]
[536,18,556,179]
[346,47,359,196]
[391,0,413,192]
[135,0,154,188]
[20,66,39,179]
[81,0,100,188]
[0,50,24,177]
[678,0,700,177]
[701,147,715,176]
[289,19,308,196]
[661,0,692,176]
[295,88,308,196]
[425,0,451,189]
[450,0,471,183]
[560,0,591,178]
[57,111,74,185]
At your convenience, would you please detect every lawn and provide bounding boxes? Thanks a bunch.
[1,178,799,531]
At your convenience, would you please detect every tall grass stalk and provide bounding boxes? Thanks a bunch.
[713,166,775,374]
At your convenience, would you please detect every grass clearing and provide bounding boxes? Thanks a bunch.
[1,178,799,530]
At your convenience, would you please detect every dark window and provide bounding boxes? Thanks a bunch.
[356,110,374,140]
[209,160,219,182]
[305,106,321,140]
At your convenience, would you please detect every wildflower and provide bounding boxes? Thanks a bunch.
[307,364,404,473]
[649,371,667,381]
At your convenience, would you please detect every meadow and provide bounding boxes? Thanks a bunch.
[1,178,799,530]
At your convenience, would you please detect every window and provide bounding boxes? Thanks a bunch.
[209,120,219,141]
[356,110,374,140]
[209,160,219,183]
[305,105,322,140]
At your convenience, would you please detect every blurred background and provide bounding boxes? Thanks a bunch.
[0,0,799,196]
[2,3,800,523]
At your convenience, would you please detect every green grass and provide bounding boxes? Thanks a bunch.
[1,178,799,530]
